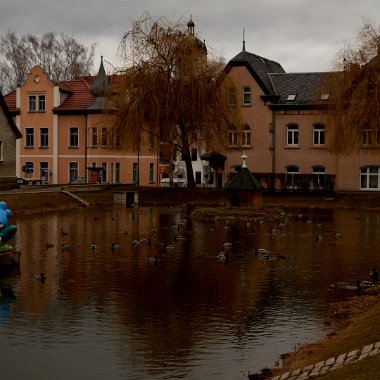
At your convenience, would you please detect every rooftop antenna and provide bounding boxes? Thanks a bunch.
[242,28,246,52]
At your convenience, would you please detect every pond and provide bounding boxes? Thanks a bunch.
[0,204,379,379]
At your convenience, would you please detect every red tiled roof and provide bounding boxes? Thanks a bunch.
[54,77,95,110]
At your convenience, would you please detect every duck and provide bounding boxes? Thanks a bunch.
[148,256,160,264]
[216,252,229,262]
[60,228,68,236]
[174,235,185,242]
[90,243,96,251]
[111,243,120,251]
[35,272,47,282]
[61,243,71,252]
[45,242,54,249]
[222,242,233,248]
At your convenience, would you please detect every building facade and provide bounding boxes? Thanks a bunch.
[0,93,22,186]
[4,36,380,191]
[4,61,159,186]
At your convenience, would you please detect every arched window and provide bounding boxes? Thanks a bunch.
[360,166,380,190]
[312,165,326,190]
[286,124,299,147]
[313,124,325,146]
[285,165,299,189]
[242,124,251,147]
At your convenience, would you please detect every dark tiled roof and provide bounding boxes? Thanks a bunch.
[225,167,262,191]
[269,72,329,104]
[228,50,285,93]
[3,91,16,113]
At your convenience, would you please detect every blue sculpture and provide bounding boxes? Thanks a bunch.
[0,201,17,251]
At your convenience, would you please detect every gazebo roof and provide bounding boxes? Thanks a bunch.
[225,167,262,191]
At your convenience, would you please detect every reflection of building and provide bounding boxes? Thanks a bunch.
[4,59,159,186]
[0,93,22,187]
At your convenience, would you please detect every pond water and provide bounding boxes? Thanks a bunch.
[0,204,379,379]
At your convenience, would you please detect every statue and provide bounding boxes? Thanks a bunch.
[0,202,17,252]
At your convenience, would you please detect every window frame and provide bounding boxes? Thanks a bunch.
[69,162,79,183]
[313,124,325,146]
[25,128,35,148]
[360,166,380,190]
[242,124,251,147]
[40,128,49,148]
[28,94,46,112]
[69,127,79,148]
[228,126,239,147]
[286,124,299,147]
[242,86,251,106]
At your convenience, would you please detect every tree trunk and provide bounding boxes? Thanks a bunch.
[183,151,196,187]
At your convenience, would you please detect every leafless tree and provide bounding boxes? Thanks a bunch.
[113,12,240,187]
[319,19,380,153]
[0,31,96,93]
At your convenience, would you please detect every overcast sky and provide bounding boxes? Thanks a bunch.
[1,0,379,75]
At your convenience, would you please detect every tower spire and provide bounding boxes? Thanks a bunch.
[242,28,246,52]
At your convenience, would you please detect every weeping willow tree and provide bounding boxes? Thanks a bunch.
[319,20,380,153]
[113,13,240,187]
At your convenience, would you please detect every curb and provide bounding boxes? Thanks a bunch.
[270,341,380,379]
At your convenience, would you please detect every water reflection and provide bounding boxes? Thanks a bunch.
[0,205,378,379]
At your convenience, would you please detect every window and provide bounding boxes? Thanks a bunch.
[228,126,239,147]
[26,128,34,148]
[25,161,34,178]
[361,129,380,147]
[69,162,78,183]
[286,94,297,101]
[69,127,79,148]
[40,128,48,148]
[313,124,325,146]
[133,162,138,183]
[115,162,120,183]
[102,162,107,183]
[287,124,299,147]
[148,132,155,149]
[91,127,98,146]
[40,162,49,183]
[285,165,299,189]
[228,87,237,105]
[191,148,197,161]
[195,171,202,184]
[101,127,108,146]
[360,166,380,190]
[242,124,251,147]
[28,94,45,112]
[149,163,155,183]
[320,93,330,100]
[38,95,46,111]
[0,141,3,161]
[312,166,326,190]
[243,86,251,105]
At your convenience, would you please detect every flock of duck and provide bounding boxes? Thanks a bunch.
[34,208,378,291]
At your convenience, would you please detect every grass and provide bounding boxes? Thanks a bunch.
[268,285,380,379]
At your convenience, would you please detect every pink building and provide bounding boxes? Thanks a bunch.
[220,43,380,192]
[4,59,159,186]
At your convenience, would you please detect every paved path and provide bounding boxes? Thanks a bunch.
[270,341,380,379]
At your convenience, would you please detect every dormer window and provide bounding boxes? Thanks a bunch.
[320,93,330,100]
[286,94,297,101]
